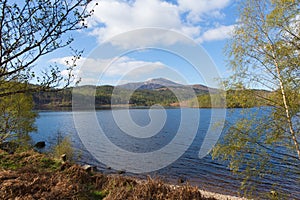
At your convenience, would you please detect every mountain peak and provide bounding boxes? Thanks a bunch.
[145,77,182,86]
[118,78,183,90]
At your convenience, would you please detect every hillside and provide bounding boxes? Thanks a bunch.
[118,78,184,90]
[32,78,271,109]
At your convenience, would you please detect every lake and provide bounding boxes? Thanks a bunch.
[31,108,300,198]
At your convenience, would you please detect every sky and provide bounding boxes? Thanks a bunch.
[40,0,239,87]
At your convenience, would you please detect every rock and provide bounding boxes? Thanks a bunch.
[106,166,112,170]
[34,141,46,149]
[178,177,187,184]
[61,154,67,162]
[117,170,125,174]
[270,190,278,197]
[83,164,97,173]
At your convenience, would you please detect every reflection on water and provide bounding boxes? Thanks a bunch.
[31,108,300,198]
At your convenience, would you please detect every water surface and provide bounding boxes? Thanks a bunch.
[31,108,300,198]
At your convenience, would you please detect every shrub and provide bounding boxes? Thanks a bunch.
[52,135,74,162]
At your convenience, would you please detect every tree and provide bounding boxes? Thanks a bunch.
[0,0,95,144]
[212,0,300,197]
[0,84,36,145]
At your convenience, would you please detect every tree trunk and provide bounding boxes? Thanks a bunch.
[272,55,300,159]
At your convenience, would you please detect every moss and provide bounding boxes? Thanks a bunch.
[0,150,23,170]
[91,190,109,199]
[39,157,61,170]
[0,149,61,171]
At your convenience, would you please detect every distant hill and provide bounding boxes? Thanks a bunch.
[117,78,184,90]
[32,78,271,109]
[118,78,218,94]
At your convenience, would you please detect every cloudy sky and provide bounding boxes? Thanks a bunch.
[44,0,238,86]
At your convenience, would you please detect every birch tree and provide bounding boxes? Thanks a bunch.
[213,0,300,197]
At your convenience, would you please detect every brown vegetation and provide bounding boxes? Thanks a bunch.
[0,149,217,200]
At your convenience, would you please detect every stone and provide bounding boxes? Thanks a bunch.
[117,170,125,174]
[178,177,187,184]
[61,154,67,162]
[83,164,97,172]
[34,141,46,149]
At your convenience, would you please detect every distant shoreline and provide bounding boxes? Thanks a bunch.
[33,104,236,111]
[33,104,179,111]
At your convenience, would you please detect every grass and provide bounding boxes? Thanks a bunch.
[0,149,218,200]
[92,190,109,199]
[0,149,61,171]
[52,133,74,161]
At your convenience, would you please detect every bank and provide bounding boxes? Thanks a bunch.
[0,149,246,200]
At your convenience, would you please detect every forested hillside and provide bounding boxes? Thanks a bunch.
[33,85,271,109]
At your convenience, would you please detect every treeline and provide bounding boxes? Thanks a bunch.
[33,86,180,109]
[32,85,272,109]
[184,89,271,108]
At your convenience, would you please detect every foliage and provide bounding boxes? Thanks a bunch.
[184,89,269,108]
[91,190,109,199]
[0,0,94,145]
[35,86,181,108]
[0,0,94,96]
[52,133,74,162]
[0,149,61,171]
[0,82,36,145]
[34,85,274,109]
[213,0,300,198]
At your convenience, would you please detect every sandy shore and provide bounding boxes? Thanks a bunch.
[168,183,247,200]
[199,189,247,200]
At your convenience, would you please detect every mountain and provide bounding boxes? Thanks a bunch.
[190,84,220,94]
[32,78,271,109]
[117,78,219,95]
[117,78,184,90]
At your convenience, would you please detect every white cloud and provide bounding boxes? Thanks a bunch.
[51,56,166,85]
[105,57,165,77]
[86,0,234,47]
[88,0,198,45]
[197,25,235,43]
[178,0,231,23]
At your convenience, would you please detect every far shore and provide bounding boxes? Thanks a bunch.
[33,104,233,111]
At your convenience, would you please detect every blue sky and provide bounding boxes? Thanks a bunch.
[42,0,239,87]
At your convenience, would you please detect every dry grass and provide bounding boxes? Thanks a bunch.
[0,149,218,200]
[52,136,74,162]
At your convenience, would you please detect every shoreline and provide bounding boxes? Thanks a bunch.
[197,188,246,200]
[99,173,248,200]
[91,172,247,200]
[0,149,247,199]
[33,103,255,111]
